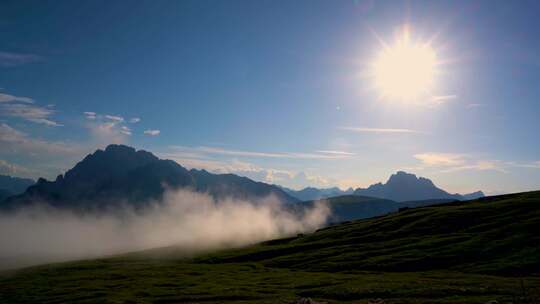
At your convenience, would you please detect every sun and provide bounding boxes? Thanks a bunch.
[372,26,438,101]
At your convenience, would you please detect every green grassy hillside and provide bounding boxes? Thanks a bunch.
[1,191,539,304]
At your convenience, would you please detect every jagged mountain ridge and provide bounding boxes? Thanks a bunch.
[354,171,484,202]
[1,145,297,210]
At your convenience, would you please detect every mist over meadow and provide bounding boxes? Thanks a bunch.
[0,190,330,269]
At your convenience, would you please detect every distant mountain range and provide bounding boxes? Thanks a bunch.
[281,186,354,201]
[1,145,297,211]
[0,145,484,213]
[0,175,35,202]
[283,171,483,202]
[353,171,484,202]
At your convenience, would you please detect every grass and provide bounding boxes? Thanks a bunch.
[1,191,539,303]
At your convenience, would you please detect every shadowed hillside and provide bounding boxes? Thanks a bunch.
[1,191,539,304]
[300,195,458,222]
[200,191,540,275]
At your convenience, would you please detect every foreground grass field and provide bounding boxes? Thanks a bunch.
[1,191,539,303]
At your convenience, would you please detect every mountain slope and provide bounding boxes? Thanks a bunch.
[201,191,540,275]
[1,191,539,304]
[1,145,297,210]
[354,171,484,201]
[0,175,34,202]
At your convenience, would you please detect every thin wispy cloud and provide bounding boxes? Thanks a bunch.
[0,159,36,177]
[414,152,507,173]
[0,51,40,67]
[84,112,97,119]
[0,92,34,103]
[120,126,132,136]
[104,115,124,123]
[129,117,141,123]
[159,150,333,189]
[431,94,458,103]
[0,123,86,166]
[1,103,62,126]
[144,129,160,136]
[440,161,507,173]
[414,153,466,166]
[170,146,352,160]
[505,160,540,169]
[0,90,61,126]
[466,103,483,109]
[316,150,356,156]
[84,112,133,144]
[339,127,422,134]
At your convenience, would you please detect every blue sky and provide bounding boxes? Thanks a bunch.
[1,0,540,194]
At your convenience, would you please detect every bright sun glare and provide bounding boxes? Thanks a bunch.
[372,26,438,101]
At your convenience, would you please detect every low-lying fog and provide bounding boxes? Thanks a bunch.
[0,190,330,270]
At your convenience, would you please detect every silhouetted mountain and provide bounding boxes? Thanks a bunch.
[354,171,484,202]
[281,186,354,201]
[1,145,297,211]
[0,175,35,201]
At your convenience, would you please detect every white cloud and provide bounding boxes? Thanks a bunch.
[414,153,467,166]
[129,117,141,124]
[104,115,124,123]
[83,112,97,120]
[144,129,160,136]
[169,146,352,160]
[160,149,333,189]
[440,160,507,173]
[84,112,133,142]
[339,127,421,134]
[1,103,62,126]
[0,159,35,177]
[505,160,540,169]
[0,123,85,178]
[0,123,78,155]
[0,52,40,67]
[0,189,330,269]
[431,95,458,103]
[316,150,356,156]
[89,122,128,144]
[120,126,132,136]
[414,152,507,173]
[0,91,61,127]
[0,93,34,103]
